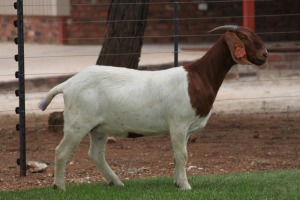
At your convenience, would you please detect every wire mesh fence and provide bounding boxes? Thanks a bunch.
[0,0,299,127]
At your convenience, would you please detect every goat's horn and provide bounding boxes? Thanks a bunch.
[208,25,239,33]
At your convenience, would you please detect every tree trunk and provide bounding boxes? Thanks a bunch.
[96,0,149,68]
[48,0,149,133]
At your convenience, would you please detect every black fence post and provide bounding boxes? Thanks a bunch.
[173,0,179,67]
[14,0,26,177]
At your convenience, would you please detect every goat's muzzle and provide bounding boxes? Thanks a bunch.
[255,49,268,66]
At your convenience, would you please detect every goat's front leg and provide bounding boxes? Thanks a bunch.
[170,128,191,190]
[88,132,124,187]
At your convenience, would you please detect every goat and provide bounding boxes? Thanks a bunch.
[38,25,268,190]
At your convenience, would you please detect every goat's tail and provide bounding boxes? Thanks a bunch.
[38,83,65,111]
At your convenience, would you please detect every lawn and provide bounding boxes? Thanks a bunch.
[1,170,300,200]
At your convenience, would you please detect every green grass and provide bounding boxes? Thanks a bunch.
[1,170,300,200]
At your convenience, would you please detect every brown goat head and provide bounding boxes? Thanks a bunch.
[210,25,268,66]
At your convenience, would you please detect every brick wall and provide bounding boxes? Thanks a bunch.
[0,16,17,42]
[0,15,60,43]
[65,0,109,45]
[0,0,299,44]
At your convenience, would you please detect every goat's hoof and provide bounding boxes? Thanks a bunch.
[108,181,114,186]
[53,183,65,191]
[180,185,192,190]
[174,182,192,190]
[109,180,124,187]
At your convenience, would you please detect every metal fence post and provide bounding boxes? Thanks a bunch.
[173,0,179,67]
[14,0,26,177]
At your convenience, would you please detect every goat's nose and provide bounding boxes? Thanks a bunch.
[263,51,268,58]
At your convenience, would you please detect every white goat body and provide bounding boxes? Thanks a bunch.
[39,25,267,190]
[40,65,209,136]
[39,65,209,191]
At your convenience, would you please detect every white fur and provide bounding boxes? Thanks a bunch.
[39,65,211,190]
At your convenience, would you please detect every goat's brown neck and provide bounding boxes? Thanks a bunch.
[183,35,235,117]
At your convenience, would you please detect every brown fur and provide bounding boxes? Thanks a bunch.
[183,35,235,117]
[183,28,267,117]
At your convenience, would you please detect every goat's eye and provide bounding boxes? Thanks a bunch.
[238,33,248,40]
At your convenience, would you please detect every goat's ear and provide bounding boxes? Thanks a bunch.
[224,32,253,65]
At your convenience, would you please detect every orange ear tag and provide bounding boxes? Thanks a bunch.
[234,44,246,58]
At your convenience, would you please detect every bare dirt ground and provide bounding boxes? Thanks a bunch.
[1,112,300,191]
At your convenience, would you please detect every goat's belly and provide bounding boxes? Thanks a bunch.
[98,114,169,137]
[100,123,169,137]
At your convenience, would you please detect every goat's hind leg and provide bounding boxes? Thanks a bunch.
[88,131,124,186]
[54,127,86,190]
